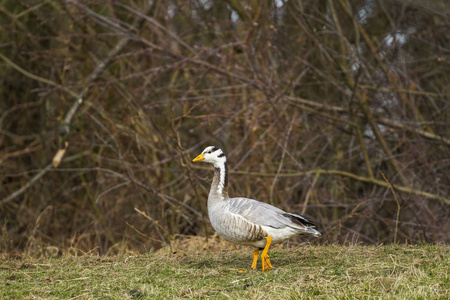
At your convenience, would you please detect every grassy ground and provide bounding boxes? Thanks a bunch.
[1,243,448,299]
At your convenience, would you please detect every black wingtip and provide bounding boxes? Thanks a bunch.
[282,213,318,228]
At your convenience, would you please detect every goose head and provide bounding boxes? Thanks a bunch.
[192,146,226,167]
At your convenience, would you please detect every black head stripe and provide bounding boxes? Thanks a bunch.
[218,152,225,157]
[211,146,219,152]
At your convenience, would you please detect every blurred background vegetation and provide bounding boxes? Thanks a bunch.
[0,0,449,256]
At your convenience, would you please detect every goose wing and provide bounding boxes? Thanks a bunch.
[225,197,318,232]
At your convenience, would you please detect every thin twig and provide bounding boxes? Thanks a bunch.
[270,116,293,205]
[2,152,88,204]
[379,170,401,244]
[302,172,321,215]
[358,91,408,185]
[229,168,450,205]
[0,52,78,98]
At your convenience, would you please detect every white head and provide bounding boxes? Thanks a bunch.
[192,146,226,167]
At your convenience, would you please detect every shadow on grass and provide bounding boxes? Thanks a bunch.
[179,249,315,272]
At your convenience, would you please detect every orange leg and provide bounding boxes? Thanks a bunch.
[261,236,273,272]
[251,249,259,269]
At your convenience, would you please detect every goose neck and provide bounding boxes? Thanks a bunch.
[209,161,229,202]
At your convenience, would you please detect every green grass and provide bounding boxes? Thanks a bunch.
[1,244,448,299]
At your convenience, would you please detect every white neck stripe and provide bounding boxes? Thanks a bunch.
[214,159,227,195]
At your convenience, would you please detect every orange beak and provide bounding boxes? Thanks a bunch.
[192,153,205,162]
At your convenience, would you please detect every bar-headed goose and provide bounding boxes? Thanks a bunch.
[192,146,321,272]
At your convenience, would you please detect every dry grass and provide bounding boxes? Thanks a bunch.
[1,242,448,299]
